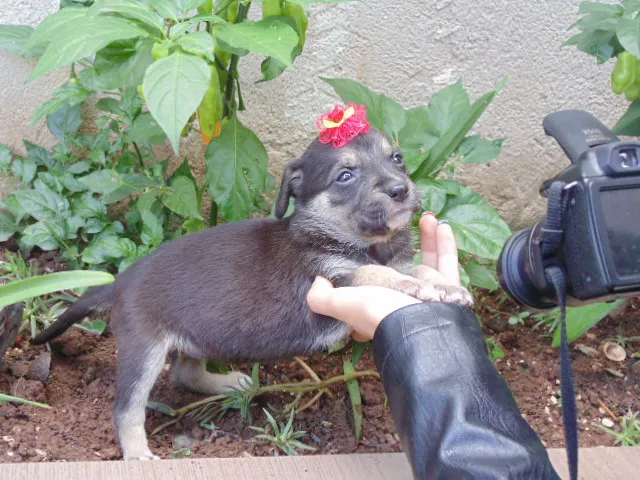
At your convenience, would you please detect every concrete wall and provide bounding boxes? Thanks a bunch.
[0,0,627,227]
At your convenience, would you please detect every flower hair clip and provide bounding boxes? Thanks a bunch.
[316,103,371,148]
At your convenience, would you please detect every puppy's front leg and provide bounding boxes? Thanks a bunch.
[346,265,441,302]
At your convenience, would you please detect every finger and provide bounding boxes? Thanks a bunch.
[351,331,370,342]
[306,276,336,316]
[420,212,438,269]
[436,221,461,285]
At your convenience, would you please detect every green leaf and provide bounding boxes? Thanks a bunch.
[32,82,93,125]
[80,38,155,91]
[398,107,440,173]
[616,17,640,59]
[215,18,299,66]
[13,189,69,221]
[96,97,124,115]
[458,262,470,288]
[79,170,157,203]
[141,211,164,247]
[205,360,229,374]
[90,0,165,33]
[427,81,470,136]
[161,176,203,219]
[177,31,215,61]
[464,262,499,290]
[123,112,168,146]
[20,221,61,251]
[143,50,211,154]
[3,195,28,224]
[182,217,206,233]
[456,135,504,164]
[415,178,448,215]
[11,158,37,185]
[147,0,179,22]
[0,213,20,242]
[0,144,12,174]
[343,359,362,440]
[351,341,369,367]
[0,25,43,57]
[321,77,406,142]
[0,270,114,309]
[73,319,108,335]
[613,100,640,136]
[552,300,624,347]
[413,78,506,179]
[29,16,149,82]
[0,393,50,409]
[205,115,269,221]
[47,103,83,141]
[28,7,89,49]
[438,185,511,260]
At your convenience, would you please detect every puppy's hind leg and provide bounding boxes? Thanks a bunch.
[170,354,252,395]
[114,336,168,461]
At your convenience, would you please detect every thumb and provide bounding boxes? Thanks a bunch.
[306,276,335,316]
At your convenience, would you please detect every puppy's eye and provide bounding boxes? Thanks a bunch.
[392,152,404,164]
[336,171,354,183]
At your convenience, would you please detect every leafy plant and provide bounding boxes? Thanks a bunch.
[322,77,512,285]
[0,0,352,272]
[250,408,316,456]
[508,310,530,327]
[597,410,640,446]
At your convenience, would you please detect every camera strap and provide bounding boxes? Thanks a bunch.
[541,181,579,480]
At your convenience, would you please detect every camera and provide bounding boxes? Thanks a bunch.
[497,109,640,310]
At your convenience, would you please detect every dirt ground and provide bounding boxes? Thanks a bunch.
[1,247,639,463]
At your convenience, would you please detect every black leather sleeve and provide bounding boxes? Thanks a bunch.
[372,302,560,480]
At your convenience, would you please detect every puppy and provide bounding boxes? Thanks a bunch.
[32,128,473,460]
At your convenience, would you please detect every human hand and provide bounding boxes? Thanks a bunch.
[306,213,462,341]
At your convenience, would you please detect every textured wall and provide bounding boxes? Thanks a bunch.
[0,0,627,227]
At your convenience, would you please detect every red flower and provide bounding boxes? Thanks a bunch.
[316,103,371,148]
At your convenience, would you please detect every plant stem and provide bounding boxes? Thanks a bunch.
[214,0,236,16]
[222,1,250,118]
[132,142,145,169]
[209,199,218,226]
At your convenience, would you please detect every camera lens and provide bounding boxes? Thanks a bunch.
[497,229,556,310]
[618,148,638,168]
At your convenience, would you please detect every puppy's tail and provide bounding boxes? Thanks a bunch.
[31,284,115,345]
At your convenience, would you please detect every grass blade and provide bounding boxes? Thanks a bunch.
[343,359,363,440]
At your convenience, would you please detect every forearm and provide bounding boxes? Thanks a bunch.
[373,303,559,480]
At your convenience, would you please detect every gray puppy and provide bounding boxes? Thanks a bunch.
[33,128,473,460]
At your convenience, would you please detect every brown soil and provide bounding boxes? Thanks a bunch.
[1,246,639,463]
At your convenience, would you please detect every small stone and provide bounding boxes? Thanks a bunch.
[34,449,46,457]
[598,407,606,415]
[601,418,615,428]
[585,333,597,342]
[550,396,558,405]
[26,352,51,385]
[241,451,253,457]
[544,406,550,415]
[321,421,333,428]
[486,317,508,333]
[8,361,29,378]
[383,433,397,444]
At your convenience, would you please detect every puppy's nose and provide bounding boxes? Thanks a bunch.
[385,182,409,202]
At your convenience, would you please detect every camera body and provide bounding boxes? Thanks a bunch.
[498,110,640,309]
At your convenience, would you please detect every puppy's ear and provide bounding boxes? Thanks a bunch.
[275,162,303,219]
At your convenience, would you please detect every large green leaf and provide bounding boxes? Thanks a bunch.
[123,112,168,145]
[616,17,640,59]
[47,103,83,141]
[161,176,203,219]
[0,213,20,242]
[215,18,299,67]
[438,184,511,260]
[20,220,64,251]
[29,16,149,82]
[415,178,448,215]
[11,158,37,185]
[89,0,165,32]
[28,7,89,49]
[205,115,269,221]
[147,0,179,22]
[464,262,499,290]
[456,135,504,164]
[12,189,69,221]
[398,107,440,172]
[143,50,211,154]
[0,271,114,309]
[426,81,470,136]
[613,100,640,135]
[79,170,158,203]
[32,81,93,125]
[552,300,624,347]
[177,31,215,61]
[0,25,43,57]
[413,78,506,179]
[80,38,155,90]
[321,77,407,142]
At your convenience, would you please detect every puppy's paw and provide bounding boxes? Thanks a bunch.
[435,285,475,308]
[415,283,441,302]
